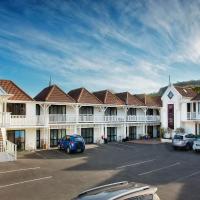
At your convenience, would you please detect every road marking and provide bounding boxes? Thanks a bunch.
[0,167,40,174]
[138,162,180,176]
[116,159,156,169]
[0,176,52,189]
[175,170,200,181]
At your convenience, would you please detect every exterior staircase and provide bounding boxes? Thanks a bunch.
[0,128,17,162]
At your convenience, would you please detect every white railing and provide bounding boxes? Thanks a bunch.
[187,112,200,120]
[0,112,11,126]
[2,140,17,160]
[104,115,125,122]
[10,115,44,126]
[127,115,160,122]
[49,114,76,123]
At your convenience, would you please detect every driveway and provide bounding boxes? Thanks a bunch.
[0,143,200,200]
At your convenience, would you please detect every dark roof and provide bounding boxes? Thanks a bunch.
[68,88,102,104]
[0,80,33,101]
[174,86,197,98]
[116,92,145,106]
[192,94,200,101]
[93,90,125,105]
[34,85,75,103]
[135,94,162,107]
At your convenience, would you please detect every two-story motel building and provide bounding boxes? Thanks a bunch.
[0,80,161,152]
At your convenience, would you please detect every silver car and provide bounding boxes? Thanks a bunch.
[73,181,160,200]
[172,133,196,150]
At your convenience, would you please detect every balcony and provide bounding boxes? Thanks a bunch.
[127,115,160,122]
[10,115,44,127]
[187,112,200,120]
[0,112,11,126]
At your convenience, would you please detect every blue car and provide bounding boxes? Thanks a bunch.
[58,134,85,154]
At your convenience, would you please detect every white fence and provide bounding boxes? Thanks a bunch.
[0,140,17,161]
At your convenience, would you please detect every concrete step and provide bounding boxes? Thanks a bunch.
[0,152,15,162]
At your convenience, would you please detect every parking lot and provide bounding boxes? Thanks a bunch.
[0,142,200,200]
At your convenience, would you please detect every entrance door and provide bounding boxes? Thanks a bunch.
[81,128,94,144]
[147,126,153,138]
[107,127,117,142]
[168,104,174,129]
[129,126,136,140]
[36,130,40,149]
[50,129,66,147]
[7,130,25,151]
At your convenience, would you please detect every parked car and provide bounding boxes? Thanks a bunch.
[58,134,85,154]
[193,136,200,152]
[73,181,160,200]
[172,133,196,150]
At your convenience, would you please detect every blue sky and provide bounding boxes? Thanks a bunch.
[0,0,200,97]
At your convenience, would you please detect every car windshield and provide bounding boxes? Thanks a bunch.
[174,135,183,140]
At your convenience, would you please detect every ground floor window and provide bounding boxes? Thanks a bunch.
[50,129,66,147]
[7,130,25,151]
[107,127,117,142]
[81,128,94,144]
[129,126,137,140]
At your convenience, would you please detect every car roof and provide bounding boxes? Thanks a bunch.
[174,133,194,136]
[74,181,157,200]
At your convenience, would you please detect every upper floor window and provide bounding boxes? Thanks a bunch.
[79,106,93,115]
[193,103,196,112]
[127,108,136,115]
[187,103,191,112]
[49,105,66,114]
[7,103,26,115]
[105,107,117,116]
[146,109,153,115]
[36,104,40,115]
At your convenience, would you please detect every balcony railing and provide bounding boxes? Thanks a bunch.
[0,112,11,126]
[10,115,44,126]
[187,112,200,120]
[127,115,160,122]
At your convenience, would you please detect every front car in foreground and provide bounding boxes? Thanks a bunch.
[73,181,160,200]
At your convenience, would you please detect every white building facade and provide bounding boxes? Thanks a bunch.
[0,80,161,153]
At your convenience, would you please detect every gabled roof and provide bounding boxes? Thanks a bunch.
[93,90,125,105]
[68,88,102,104]
[135,94,162,107]
[34,85,75,103]
[116,92,145,106]
[174,86,197,98]
[0,86,8,96]
[0,80,33,101]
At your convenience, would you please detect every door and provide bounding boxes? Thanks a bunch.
[147,126,153,138]
[168,104,174,129]
[129,126,137,140]
[36,130,40,149]
[7,130,25,151]
[50,129,66,147]
[81,128,94,144]
[107,127,117,142]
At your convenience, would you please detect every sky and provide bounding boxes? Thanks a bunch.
[0,0,200,97]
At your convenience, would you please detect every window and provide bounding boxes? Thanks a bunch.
[79,106,94,114]
[193,103,196,112]
[7,103,26,115]
[168,91,174,99]
[49,105,66,114]
[105,107,117,116]
[128,108,136,115]
[198,102,200,113]
[146,109,153,115]
[36,104,40,115]
[50,129,66,147]
[107,127,117,142]
[187,103,191,112]
[81,128,94,144]
[125,194,153,200]
[129,126,137,140]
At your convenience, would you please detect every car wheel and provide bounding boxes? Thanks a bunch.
[185,143,191,151]
[81,149,84,153]
[66,147,71,154]
[195,149,199,153]
[173,146,177,150]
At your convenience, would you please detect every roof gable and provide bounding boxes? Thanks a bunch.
[116,92,144,106]
[34,85,75,103]
[93,90,125,105]
[174,86,197,98]
[0,80,33,101]
[135,94,162,107]
[68,88,102,104]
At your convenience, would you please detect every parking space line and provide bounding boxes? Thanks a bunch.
[0,176,52,189]
[116,159,156,169]
[175,170,200,181]
[0,167,40,174]
[138,162,180,176]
